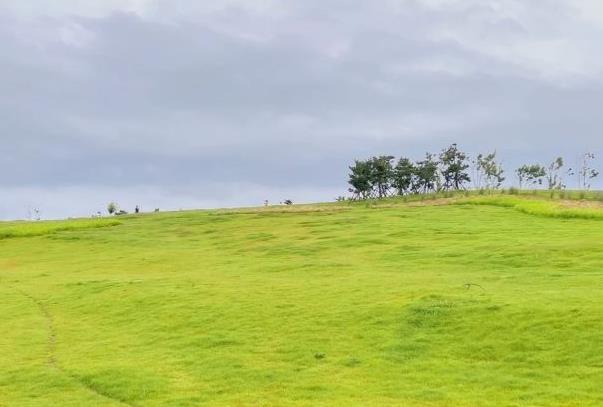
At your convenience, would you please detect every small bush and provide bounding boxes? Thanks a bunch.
[107,202,119,215]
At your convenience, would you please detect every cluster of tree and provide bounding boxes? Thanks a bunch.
[107,202,141,216]
[348,144,599,199]
[515,153,599,190]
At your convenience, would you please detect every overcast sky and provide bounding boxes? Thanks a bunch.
[2,0,603,219]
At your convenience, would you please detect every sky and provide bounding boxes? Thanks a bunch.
[2,0,603,220]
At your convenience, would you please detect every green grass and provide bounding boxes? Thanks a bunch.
[0,218,121,239]
[457,195,603,220]
[2,196,603,406]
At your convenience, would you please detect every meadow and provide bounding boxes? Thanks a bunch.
[1,193,603,406]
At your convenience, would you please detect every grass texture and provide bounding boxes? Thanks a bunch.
[457,195,603,220]
[1,196,603,406]
[0,218,121,240]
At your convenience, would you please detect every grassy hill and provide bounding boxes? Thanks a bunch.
[2,194,603,406]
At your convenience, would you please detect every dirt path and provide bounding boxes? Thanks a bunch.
[557,199,603,209]
[14,287,137,407]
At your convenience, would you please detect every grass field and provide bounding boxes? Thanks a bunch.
[2,194,603,406]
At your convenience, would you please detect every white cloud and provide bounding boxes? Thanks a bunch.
[0,0,152,19]
[58,22,96,47]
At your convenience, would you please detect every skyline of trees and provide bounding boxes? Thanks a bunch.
[348,144,599,199]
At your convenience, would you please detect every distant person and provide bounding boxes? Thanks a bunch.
[135,205,140,214]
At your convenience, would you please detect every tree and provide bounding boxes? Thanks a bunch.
[348,159,373,199]
[107,202,119,215]
[393,157,415,195]
[475,152,505,189]
[27,206,41,221]
[439,143,470,190]
[516,164,546,189]
[369,156,395,198]
[578,152,599,190]
[546,157,565,190]
[414,153,440,193]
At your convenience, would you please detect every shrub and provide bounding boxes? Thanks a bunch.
[107,202,118,215]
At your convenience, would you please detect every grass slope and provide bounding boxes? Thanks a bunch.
[0,218,120,240]
[457,195,603,220]
[1,196,603,406]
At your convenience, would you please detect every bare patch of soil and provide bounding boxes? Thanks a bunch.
[557,199,603,209]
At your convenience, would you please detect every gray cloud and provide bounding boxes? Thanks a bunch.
[2,0,603,219]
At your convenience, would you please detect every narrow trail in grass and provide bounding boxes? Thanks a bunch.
[14,287,137,407]
[14,288,58,368]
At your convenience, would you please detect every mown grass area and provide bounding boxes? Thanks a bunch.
[456,195,603,220]
[0,218,121,240]
[2,195,603,406]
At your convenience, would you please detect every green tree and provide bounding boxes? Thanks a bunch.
[348,159,373,199]
[578,152,599,190]
[414,153,439,193]
[370,155,395,198]
[546,157,565,190]
[516,164,546,189]
[439,143,470,190]
[475,152,505,189]
[393,157,415,195]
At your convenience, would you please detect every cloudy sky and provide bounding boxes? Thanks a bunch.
[2,0,603,219]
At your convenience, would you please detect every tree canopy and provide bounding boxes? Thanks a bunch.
[347,145,598,200]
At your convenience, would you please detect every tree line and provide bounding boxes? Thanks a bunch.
[348,144,599,199]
